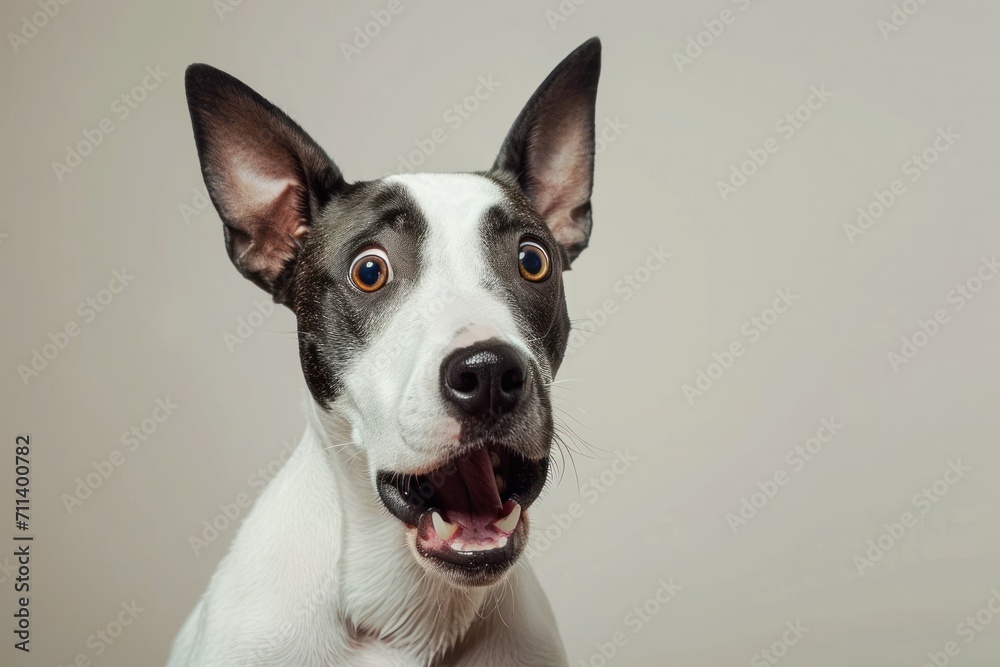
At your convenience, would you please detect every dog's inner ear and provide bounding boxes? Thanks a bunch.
[185,64,345,302]
[493,38,601,265]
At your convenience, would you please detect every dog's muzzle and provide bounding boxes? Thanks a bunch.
[376,340,550,583]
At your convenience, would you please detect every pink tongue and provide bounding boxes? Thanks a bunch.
[431,448,502,525]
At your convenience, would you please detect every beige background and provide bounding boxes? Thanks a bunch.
[2,0,1000,665]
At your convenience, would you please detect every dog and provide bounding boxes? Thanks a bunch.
[168,37,602,667]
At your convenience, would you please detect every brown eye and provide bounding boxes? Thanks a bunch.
[350,248,392,292]
[518,240,550,282]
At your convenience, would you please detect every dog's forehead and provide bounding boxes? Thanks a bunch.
[383,172,508,249]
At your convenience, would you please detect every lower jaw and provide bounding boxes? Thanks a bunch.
[410,515,529,585]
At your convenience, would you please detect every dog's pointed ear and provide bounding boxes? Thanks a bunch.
[492,37,601,265]
[185,64,345,303]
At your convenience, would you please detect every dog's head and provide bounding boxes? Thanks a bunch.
[185,39,601,586]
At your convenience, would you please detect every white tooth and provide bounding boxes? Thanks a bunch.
[432,511,457,541]
[495,474,506,494]
[493,503,521,534]
[490,451,501,469]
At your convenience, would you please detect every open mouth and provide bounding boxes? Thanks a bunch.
[376,444,548,582]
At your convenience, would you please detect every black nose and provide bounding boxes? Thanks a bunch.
[441,342,528,419]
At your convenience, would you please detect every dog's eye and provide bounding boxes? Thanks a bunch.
[350,247,392,292]
[518,240,550,282]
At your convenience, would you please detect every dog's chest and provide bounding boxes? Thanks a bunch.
[346,642,426,667]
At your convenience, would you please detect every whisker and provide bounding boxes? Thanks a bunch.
[548,386,590,405]
[553,405,591,433]
[546,378,589,385]
[552,430,582,491]
[567,325,614,340]
[346,450,366,474]
[302,440,358,459]
[553,415,607,458]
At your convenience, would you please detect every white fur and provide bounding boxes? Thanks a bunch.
[349,174,549,472]
[168,174,567,666]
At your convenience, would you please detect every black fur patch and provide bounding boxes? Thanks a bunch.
[293,181,428,407]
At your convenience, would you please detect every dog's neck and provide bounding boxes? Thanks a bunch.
[305,400,506,661]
